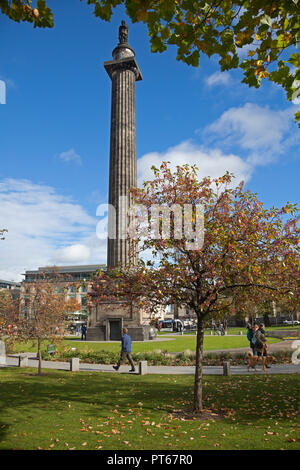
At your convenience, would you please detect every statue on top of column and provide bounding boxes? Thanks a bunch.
[119,20,129,44]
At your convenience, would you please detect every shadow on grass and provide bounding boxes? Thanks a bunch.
[0,367,192,418]
[0,367,299,436]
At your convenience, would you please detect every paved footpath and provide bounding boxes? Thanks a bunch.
[5,354,300,376]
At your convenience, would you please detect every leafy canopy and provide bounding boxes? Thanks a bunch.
[91,162,300,321]
[1,0,300,124]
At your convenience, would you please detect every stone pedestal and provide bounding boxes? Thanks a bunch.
[87,301,154,341]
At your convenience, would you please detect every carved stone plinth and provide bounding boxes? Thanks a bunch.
[87,300,153,341]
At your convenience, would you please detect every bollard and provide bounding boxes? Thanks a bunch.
[18,354,28,368]
[0,340,6,366]
[223,361,231,376]
[70,357,80,372]
[240,331,243,336]
[139,360,148,375]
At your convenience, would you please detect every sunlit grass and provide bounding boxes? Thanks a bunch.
[0,368,299,450]
[10,334,281,355]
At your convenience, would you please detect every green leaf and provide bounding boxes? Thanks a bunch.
[260,14,272,27]
[150,35,166,53]
[185,50,199,67]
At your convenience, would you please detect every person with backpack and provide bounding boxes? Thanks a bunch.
[250,323,260,355]
[247,323,255,355]
[251,323,268,359]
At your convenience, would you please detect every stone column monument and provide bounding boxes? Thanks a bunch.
[86,22,154,342]
[105,20,142,269]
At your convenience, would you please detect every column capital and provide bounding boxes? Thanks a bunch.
[104,56,142,81]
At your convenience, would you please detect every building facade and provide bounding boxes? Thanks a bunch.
[0,280,21,290]
[21,265,106,325]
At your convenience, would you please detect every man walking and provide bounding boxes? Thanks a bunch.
[113,328,136,372]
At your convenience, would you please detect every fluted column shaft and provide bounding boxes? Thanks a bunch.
[107,67,137,269]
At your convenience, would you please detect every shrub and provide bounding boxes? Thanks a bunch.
[40,347,294,366]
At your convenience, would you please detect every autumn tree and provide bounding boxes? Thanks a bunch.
[0,271,81,375]
[91,163,299,412]
[0,288,20,350]
[2,1,299,124]
[0,0,52,26]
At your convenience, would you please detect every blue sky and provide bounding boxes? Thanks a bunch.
[0,1,299,281]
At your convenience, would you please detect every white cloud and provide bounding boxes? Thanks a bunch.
[58,148,82,165]
[53,244,91,264]
[138,140,252,186]
[204,103,296,165]
[205,71,232,87]
[0,179,104,281]
[138,103,298,189]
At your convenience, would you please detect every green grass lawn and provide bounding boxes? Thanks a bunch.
[11,334,281,356]
[0,368,299,450]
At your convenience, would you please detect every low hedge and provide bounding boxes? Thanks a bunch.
[41,347,294,366]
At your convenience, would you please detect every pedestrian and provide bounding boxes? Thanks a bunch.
[81,324,87,341]
[113,328,136,372]
[259,323,265,335]
[259,323,271,368]
[246,323,256,355]
[250,323,259,356]
[252,323,268,362]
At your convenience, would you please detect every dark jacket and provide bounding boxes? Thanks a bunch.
[121,333,132,353]
[254,330,266,351]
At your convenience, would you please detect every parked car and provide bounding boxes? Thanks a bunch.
[283,320,300,325]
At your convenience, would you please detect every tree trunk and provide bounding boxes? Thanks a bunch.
[37,337,42,376]
[193,315,204,412]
